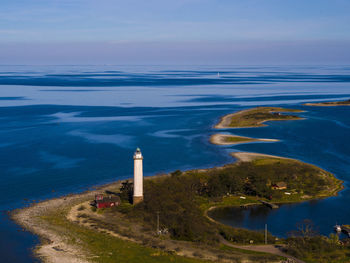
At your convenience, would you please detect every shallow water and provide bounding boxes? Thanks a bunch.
[0,65,350,262]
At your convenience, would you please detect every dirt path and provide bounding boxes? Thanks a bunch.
[220,238,305,263]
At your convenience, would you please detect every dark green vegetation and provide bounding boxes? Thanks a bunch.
[33,187,282,263]
[19,155,342,263]
[305,99,350,106]
[218,107,303,128]
[119,157,341,244]
[285,220,350,263]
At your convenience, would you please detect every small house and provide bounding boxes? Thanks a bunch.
[94,194,121,209]
[271,182,287,190]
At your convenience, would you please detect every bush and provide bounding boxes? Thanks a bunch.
[218,224,275,244]
[192,252,203,258]
[77,205,85,211]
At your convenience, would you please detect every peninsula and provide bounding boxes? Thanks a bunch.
[304,99,350,106]
[214,107,303,129]
[12,151,343,263]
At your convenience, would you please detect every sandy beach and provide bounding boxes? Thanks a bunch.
[210,134,279,145]
[11,182,122,263]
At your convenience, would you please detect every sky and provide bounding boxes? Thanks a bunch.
[0,0,349,65]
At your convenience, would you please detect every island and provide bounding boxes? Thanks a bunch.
[214,107,303,129]
[12,152,343,263]
[304,99,350,106]
[210,134,279,145]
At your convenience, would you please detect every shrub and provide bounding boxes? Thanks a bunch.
[77,205,85,211]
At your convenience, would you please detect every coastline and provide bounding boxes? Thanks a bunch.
[214,107,304,129]
[10,105,345,263]
[11,183,120,263]
[209,134,279,146]
[11,151,343,263]
[304,102,350,107]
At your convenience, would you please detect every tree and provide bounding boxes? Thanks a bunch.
[120,180,133,203]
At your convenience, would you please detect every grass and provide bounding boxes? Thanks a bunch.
[225,136,256,143]
[38,203,285,263]
[199,195,258,211]
[221,107,303,128]
[31,155,343,263]
[305,99,350,106]
[286,236,350,263]
[41,209,212,263]
[219,244,283,257]
[120,155,342,247]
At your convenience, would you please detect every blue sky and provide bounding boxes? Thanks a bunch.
[1,0,350,64]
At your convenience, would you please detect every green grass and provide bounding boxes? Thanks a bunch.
[122,155,342,246]
[219,244,283,257]
[307,99,350,106]
[286,236,350,263]
[226,107,303,128]
[41,210,211,263]
[34,154,343,263]
[224,136,256,143]
[199,195,258,211]
[39,204,283,263]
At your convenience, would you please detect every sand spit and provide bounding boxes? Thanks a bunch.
[11,182,122,263]
[12,197,90,263]
[210,134,279,146]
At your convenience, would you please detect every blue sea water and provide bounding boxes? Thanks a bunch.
[0,65,350,262]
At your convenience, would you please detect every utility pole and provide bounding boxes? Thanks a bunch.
[265,224,268,244]
[156,211,160,235]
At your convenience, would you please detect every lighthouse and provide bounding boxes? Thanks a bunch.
[133,147,143,204]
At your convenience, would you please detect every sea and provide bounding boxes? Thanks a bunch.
[0,65,349,262]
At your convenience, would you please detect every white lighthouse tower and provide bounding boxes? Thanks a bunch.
[133,147,143,204]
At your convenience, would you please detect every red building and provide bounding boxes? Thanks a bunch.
[94,194,121,209]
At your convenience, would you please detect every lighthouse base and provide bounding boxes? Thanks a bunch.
[133,196,143,205]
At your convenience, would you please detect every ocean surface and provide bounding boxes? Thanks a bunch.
[0,65,350,262]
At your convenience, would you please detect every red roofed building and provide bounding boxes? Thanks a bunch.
[94,194,121,209]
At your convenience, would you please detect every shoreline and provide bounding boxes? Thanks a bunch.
[205,151,344,221]
[304,103,350,107]
[11,105,345,263]
[11,183,118,263]
[210,134,279,146]
[11,151,343,263]
[304,99,350,107]
[214,107,304,129]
